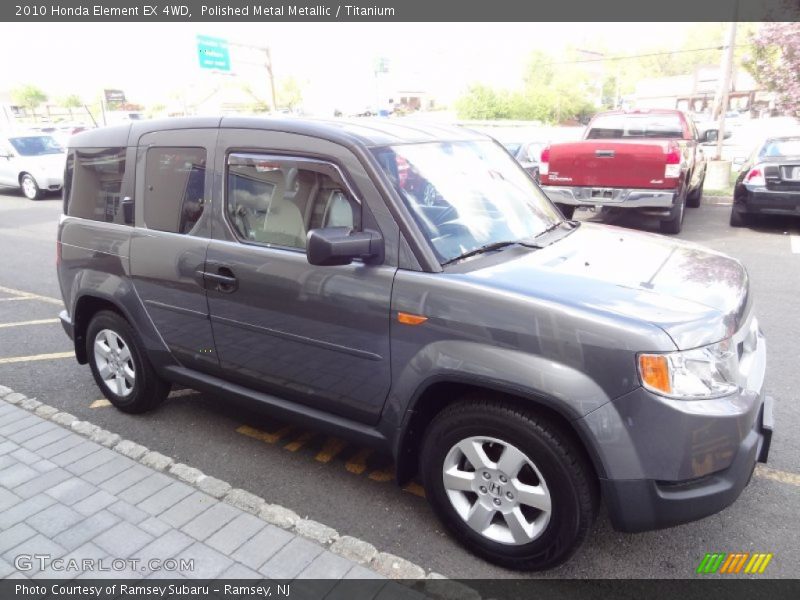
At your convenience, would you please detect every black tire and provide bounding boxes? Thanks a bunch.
[686,175,704,208]
[420,398,597,571]
[659,186,686,234]
[729,207,748,227]
[20,173,44,200]
[86,310,170,413]
[555,203,575,220]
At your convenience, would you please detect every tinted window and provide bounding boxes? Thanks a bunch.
[586,114,685,139]
[66,148,127,223]
[226,154,360,250]
[143,147,207,234]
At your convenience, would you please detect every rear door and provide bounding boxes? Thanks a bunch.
[129,128,219,371]
[205,129,396,425]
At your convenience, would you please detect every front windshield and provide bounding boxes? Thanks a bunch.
[9,135,64,156]
[372,140,562,264]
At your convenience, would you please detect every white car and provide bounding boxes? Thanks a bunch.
[0,134,66,199]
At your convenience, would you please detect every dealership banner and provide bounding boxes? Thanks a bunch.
[2,579,800,600]
[2,0,800,21]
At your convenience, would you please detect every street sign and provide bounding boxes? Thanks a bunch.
[104,89,126,103]
[197,35,231,72]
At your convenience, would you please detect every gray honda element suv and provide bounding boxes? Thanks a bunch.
[57,117,773,570]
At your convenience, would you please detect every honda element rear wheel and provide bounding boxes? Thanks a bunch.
[87,310,170,413]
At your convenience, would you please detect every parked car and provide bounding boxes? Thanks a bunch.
[540,109,709,234]
[731,135,800,227]
[0,133,66,199]
[57,118,771,571]
[503,140,544,182]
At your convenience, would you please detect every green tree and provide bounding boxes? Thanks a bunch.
[454,84,511,120]
[59,94,83,119]
[277,77,303,111]
[11,85,48,117]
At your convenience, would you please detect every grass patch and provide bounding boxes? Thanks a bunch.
[703,172,737,198]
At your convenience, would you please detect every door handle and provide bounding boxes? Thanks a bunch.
[199,266,238,293]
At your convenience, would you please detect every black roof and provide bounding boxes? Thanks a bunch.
[68,116,485,149]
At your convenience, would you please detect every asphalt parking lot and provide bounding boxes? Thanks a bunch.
[0,187,798,579]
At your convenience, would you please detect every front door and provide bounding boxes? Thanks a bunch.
[206,146,395,424]
[129,128,219,371]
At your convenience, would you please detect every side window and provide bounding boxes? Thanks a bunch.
[66,148,127,223]
[143,147,207,235]
[226,154,360,250]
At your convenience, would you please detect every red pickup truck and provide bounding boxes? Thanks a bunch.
[539,109,707,234]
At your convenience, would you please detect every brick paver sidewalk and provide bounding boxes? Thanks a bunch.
[0,401,386,584]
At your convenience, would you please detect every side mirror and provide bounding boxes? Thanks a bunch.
[306,227,384,266]
[703,130,719,143]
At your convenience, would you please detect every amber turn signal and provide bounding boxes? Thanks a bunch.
[638,354,671,394]
[397,312,428,326]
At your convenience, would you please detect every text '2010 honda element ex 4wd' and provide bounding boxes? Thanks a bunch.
[56,117,773,571]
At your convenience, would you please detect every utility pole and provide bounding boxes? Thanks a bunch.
[715,12,738,159]
[265,47,277,111]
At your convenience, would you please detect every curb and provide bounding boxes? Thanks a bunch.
[0,385,481,599]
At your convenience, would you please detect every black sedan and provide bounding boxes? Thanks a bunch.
[731,135,800,227]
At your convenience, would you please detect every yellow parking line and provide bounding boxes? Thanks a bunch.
[0,318,60,328]
[368,465,395,482]
[91,389,199,409]
[284,431,315,452]
[315,437,348,463]
[403,482,426,498]
[0,285,62,305]
[0,297,39,302]
[0,351,74,365]
[345,448,373,475]
[755,464,800,487]
[236,424,294,444]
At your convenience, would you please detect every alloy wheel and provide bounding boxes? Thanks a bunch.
[442,436,552,545]
[93,329,135,397]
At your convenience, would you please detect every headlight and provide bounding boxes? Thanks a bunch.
[638,339,739,399]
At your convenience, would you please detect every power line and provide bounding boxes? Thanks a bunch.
[544,45,744,66]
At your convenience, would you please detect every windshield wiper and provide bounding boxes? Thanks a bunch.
[442,240,520,266]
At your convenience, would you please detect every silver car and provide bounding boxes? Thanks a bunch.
[0,133,66,199]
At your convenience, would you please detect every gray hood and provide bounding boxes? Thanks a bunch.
[456,222,749,350]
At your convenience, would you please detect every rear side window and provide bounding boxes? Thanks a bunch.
[586,114,685,139]
[143,147,207,235]
[66,148,127,223]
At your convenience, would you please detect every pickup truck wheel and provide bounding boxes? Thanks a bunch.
[86,310,170,413]
[20,173,44,200]
[659,189,686,234]
[420,399,597,571]
[555,204,575,220]
[686,177,704,208]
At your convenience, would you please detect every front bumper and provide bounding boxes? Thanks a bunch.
[601,394,773,533]
[33,173,64,191]
[542,185,676,208]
